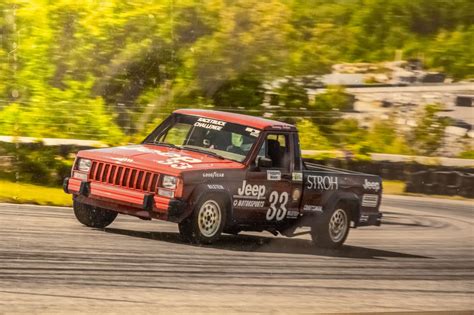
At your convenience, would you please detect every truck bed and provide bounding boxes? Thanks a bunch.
[303,159,371,176]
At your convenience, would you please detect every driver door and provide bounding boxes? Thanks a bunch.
[235,132,295,224]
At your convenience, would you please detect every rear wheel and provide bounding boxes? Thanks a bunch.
[178,196,226,244]
[311,204,350,249]
[73,200,117,228]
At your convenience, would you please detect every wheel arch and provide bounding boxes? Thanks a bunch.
[185,184,233,224]
[322,191,361,226]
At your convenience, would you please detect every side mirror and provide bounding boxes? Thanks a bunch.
[256,156,272,168]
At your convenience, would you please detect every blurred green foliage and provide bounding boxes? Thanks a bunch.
[309,86,354,138]
[0,142,75,185]
[459,150,474,159]
[298,99,448,157]
[295,119,331,150]
[365,119,412,155]
[410,104,451,155]
[275,79,309,109]
[0,0,472,154]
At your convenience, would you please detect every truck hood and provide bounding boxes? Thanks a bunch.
[77,144,244,175]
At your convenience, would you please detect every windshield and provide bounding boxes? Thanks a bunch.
[144,114,261,162]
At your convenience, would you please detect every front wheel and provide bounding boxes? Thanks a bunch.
[73,200,117,228]
[178,196,226,244]
[311,205,350,249]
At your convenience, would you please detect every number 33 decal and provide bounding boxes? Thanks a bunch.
[266,191,289,221]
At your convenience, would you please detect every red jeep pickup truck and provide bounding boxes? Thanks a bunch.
[64,109,382,248]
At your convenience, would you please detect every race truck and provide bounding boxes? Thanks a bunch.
[64,109,382,248]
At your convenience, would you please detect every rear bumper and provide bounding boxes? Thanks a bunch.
[357,212,383,227]
[64,177,187,221]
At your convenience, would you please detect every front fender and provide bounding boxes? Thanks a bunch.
[182,183,233,224]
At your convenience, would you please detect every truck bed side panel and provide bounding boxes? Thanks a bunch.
[301,169,382,226]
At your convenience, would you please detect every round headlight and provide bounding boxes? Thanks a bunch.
[78,159,92,172]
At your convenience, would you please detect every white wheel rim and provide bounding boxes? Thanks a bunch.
[198,200,221,237]
[329,209,348,243]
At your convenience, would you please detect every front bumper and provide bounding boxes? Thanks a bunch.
[64,177,187,221]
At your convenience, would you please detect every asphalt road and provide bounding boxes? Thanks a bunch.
[0,195,472,314]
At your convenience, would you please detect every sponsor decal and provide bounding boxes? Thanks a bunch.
[245,127,260,137]
[157,156,202,170]
[286,210,299,218]
[110,157,134,163]
[266,191,289,221]
[203,172,224,178]
[207,184,224,190]
[363,179,381,191]
[119,146,203,170]
[121,146,183,157]
[267,170,281,181]
[292,188,301,201]
[292,172,303,182]
[194,117,226,131]
[235,180,266,200]
[306,175,339,190]
[361,194,379,207]
[303,205,323,212]
[233,199,265,208]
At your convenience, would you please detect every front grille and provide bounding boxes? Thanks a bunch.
[89,161,159,193]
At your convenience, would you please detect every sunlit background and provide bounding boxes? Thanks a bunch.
[0,0,472,203]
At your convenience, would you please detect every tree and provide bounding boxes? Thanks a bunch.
[212,77,263,109]
[410,104,450,155]
[180,0,292,102]
[428,26,474,80]
[365,118,411,154]
[332,118,366,147]
[0,0,472,143]
[296,119,332,150]
[308,86,353,137]
[275,79,308,108]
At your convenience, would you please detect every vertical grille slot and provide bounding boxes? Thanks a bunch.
[130,170,137,189]
[136,171,144,190]
[143,172,151,192]
[109,166,117,184]
[150,174,159,192]
[122,168,130,186]
[95,163,104,181]
[102,164,110,182]
[115,167,123,185]
[90,162,97,180]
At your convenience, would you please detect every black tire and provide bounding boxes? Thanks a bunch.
[178,195,226,244]
[178,217,194,242]
[310,203,350,249]
[73,200,117,228]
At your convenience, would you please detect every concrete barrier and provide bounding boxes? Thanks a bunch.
[305,157,473,198]
[405,170,473,198]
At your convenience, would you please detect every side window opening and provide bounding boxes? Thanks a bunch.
[257,133,291,171]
